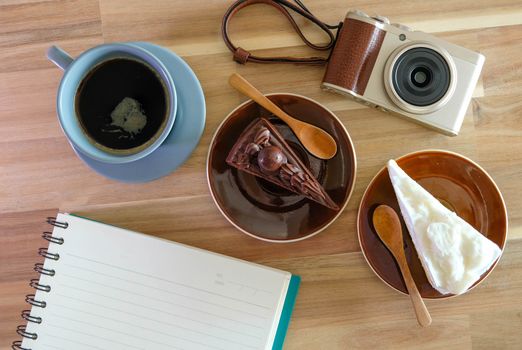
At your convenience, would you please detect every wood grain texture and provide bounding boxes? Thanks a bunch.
[1,0,521,349]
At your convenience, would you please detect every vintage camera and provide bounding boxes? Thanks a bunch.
[322,10,485,136]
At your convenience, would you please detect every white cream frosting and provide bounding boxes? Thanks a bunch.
[387,160,501,295]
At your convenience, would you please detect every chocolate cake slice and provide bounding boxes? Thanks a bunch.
[226,118,339,210]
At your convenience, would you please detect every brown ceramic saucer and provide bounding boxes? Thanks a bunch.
[358,150,508,298]
[207,93,356,242]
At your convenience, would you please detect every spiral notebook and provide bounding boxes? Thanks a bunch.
[14,213,300,350]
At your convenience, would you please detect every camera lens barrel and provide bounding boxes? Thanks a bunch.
[391,47,450,106]
[384,43,457,114]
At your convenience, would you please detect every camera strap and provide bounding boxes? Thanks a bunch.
[222,0,342,65]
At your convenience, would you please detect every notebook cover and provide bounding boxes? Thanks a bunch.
[71,212,302,349]
[272,274,300,350]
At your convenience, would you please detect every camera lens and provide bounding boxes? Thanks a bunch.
[391,47,451,106]
[411,67,430,87]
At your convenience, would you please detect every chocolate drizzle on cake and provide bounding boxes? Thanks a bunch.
[226,118,339,210]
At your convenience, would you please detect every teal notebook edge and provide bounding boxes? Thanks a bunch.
[272,274,301,350]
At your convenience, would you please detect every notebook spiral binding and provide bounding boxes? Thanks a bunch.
[12,217,68,350]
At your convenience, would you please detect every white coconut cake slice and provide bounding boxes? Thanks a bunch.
[387,159,501,295]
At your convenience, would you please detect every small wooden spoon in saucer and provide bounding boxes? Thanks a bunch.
[229,73,337,160]
[372,204,432,327]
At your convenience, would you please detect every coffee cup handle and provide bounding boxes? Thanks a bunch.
[47,45,73,71]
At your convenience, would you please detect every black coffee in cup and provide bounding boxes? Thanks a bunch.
[75,58,169,153]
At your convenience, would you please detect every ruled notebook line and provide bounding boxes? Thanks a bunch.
[52,303,259,349]
[45,323,145,350]
[48,312,225,350]
[58,282,264,331]
[226,279,274,295]
[40,344,66,350]
[65,253,273,309]
[41,334,105,350]
[39,343,67,350]
[54,292,263,339]
[59,269,269,320]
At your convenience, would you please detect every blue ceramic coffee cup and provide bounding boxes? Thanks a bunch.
[47,43,177,164]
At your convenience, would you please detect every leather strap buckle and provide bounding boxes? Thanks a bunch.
[233,47,251,64]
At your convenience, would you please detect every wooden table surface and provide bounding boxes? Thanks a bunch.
[1,0,521,349]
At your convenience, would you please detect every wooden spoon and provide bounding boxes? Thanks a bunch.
[229,73,337,159]
[372,204,432,327]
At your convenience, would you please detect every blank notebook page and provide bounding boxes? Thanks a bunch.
[23,213,294,350]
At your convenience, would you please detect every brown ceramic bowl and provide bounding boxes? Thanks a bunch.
[207,93,356,242]
[358,150,507,298]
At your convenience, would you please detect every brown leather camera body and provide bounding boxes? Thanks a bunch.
[322,18,386,96]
